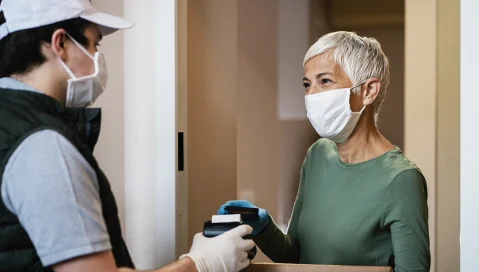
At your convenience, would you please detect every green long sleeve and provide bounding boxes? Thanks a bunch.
[251,139,430,271]
[382,170,430,271]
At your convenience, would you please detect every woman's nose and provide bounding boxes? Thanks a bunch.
[305,84,317,96]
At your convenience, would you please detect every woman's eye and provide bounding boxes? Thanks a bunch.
[321,78,332,84]
[303,82,310,88]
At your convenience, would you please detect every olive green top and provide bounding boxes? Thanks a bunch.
[254,139,430,272]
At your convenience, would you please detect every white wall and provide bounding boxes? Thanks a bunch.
[152,0,177,266]
[93,0,178,270]
[460,1,479,271]
[123,0,177,269]
[176,0,189,258]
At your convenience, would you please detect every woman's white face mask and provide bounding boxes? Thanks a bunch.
[58,33,108,108]
[305,81,366,144]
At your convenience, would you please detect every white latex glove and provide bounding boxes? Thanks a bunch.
[180,225,255,272]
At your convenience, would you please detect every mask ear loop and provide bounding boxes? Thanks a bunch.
[349,80,368,113]
[65,33,95,60]
[58,58,77,79]
[59,32,98,79]
[350,80,368,93]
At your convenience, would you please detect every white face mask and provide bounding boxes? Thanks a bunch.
[305,81,366,144]
[58,33,108,108]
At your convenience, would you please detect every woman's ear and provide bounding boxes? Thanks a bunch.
[362,78,381,106]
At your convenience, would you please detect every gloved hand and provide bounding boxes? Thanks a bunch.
[217,200,269,236]
[181,225,255,272]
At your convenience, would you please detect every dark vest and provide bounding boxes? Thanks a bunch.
[0,88,134,271]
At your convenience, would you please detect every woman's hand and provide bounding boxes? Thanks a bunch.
[217,200,270,236]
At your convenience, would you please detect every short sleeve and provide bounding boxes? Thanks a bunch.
[1,130,112,266]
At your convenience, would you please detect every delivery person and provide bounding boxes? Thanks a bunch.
[0,0,254,271]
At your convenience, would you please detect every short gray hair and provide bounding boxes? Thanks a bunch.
[303,31,390,123]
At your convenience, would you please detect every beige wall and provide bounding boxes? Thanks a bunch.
[236,1,280,261]
[186,0,238,244]
[278,121,317,228]
[236,0,280,221]
[276,0,319,228]
[436,0,460,270]
[92,0,126,228]
[405,0,460,271]
[405,1,437,269]
[186,0,317,262]
[277,0,310,121]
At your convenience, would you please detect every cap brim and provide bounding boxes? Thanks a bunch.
[79,9,134,36]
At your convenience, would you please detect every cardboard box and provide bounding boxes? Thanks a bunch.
[245,263,393,272]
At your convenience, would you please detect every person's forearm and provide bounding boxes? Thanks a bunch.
[253,216,299,263]
[119,257,198,272]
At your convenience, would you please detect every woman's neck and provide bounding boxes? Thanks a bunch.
[336,112,394,164]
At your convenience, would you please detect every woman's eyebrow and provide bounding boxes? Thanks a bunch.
[315,72,333,78]
[304,72,334,82]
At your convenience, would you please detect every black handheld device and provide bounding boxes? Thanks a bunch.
[224,206,259,221]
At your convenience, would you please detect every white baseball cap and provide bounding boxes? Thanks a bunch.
[0,0,134,41]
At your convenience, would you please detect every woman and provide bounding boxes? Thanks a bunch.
[218,31,430,271]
